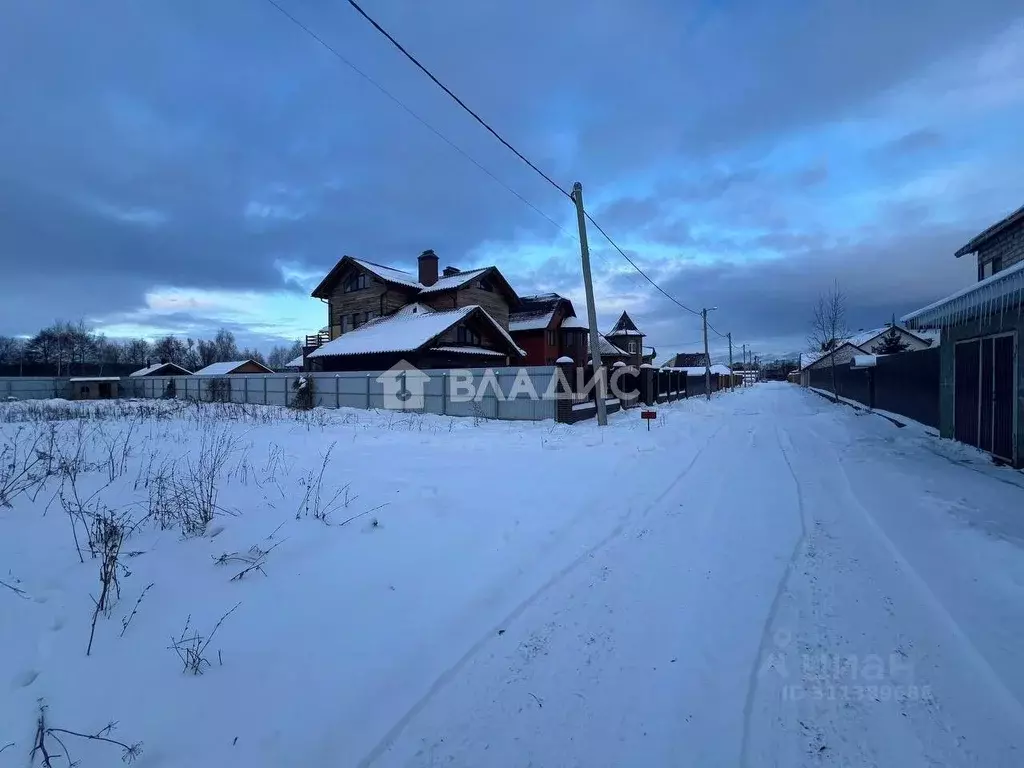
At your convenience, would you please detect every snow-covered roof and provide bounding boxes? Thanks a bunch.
[418,268,490,295]
[607,311,645,337]
[433,346,507,357]
[587,334,629,358]
[194,360,268,376]
[902,259,1024,329]
[308,305,525,359]
[555,355,574,364]
[509,310,555,332]
[284,355,304,369]
[560,315,589,330]
[129,362,192,377]
[69,377,121,382]
[350,258,422,289]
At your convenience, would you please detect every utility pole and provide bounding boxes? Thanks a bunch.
[727,332,734,391]
[572,182,607,426]
[701,307,712,401]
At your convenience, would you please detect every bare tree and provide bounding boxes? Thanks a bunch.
[808,280,850,402]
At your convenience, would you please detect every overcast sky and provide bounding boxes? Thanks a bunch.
[2,0,1021,362]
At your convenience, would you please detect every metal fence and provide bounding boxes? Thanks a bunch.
[1,377,67,400]
[807,347,940,428]
[3,367,562,421]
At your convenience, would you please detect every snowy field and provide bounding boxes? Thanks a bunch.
[2,386,1024,767]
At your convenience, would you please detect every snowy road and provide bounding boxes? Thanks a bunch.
[370,384,1024,767]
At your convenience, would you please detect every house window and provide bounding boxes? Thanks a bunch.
[992,256,1003,275]
[342,314,355,333]
[546,330,557,347]
[343,273,369,293]
[628,341,637,354]
[457,326,481,345]
[366,310,380,322]
[478,278,494,292]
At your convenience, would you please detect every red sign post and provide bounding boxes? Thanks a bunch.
[641,410,657,431]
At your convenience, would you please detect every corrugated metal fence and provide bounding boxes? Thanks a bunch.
[2,367,561,421]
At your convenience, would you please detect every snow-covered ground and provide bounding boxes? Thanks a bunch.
[2,386,1023,767]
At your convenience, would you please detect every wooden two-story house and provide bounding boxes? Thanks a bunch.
[305,250,525,371]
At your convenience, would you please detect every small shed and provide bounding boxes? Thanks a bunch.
[70,377,121,400]
[194,360,274,376]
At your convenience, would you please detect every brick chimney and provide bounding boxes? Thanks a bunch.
[418,249,439,286]
[442,266,461,277]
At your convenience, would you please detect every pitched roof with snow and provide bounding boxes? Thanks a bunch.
[194,360,271,376]
[667,352,709,368]
[284,355,304,369]
[559,314,589,330]
[417,267,490,294]
[587,334,629,358]
[312,256,520,304]
[509,310,556,332]
[606,311,644,337]
[308,305,525,359]
[129,362,192,377]
[954,203,1024,258]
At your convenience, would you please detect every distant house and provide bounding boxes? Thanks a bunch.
[605,312,646,368]
[283,355,304,370]
[129,362,192,377]
[305,250,524,371]
[194,360,273,376]
[665,352,710,368]
[800,324,934,373]
[903,203,1024,467]
[508,294,588,366]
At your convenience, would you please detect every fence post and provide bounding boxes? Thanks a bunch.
[244,376,250,405]
[442,372,447,415]
[363,374,368,409]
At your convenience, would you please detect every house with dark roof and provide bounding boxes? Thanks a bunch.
[903,202,1024,467]
[605,312,646,367]
[508,294,589,366]
[665,352,710,369]
[305,250,524,371]
[129,362,192,377]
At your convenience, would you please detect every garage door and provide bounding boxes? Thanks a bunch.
[955,333,1017,463]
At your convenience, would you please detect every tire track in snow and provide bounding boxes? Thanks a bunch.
[739,424,808,768]
[825,438,1024,730]
[357,422,728,768]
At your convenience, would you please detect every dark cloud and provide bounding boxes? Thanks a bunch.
[880,128,945,156]
[0,0,1020,348]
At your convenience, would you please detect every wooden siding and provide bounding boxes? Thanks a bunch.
[326,263,417,338]
[456,284,512,328]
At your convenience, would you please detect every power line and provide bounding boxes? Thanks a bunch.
[341,0,712,323]
[262,0,572,240]
[278,0,727,338]
[344,0,571,199]
[583,212,704,319]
